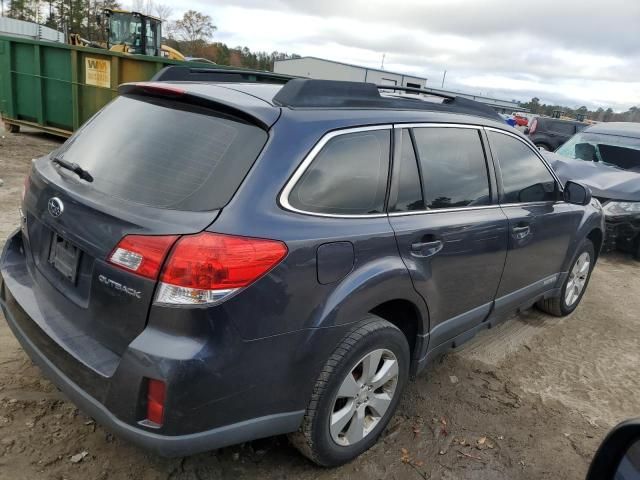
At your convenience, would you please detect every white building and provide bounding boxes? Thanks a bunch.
[274,56,427,89]
[0,17,65,43]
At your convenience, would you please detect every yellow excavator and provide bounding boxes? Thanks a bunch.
[69,8,185,60]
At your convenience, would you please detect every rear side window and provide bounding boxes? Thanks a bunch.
[488,131,558,203]
[412,127,491,209]
[390,130,424,212]
[289,130,390,215]
[55,95,268,211]
[549,121,576,136]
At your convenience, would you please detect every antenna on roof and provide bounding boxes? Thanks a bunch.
[381,53,386,70]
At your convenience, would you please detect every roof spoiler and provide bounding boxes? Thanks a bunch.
[118,82,274,129]
[152,66,294,85]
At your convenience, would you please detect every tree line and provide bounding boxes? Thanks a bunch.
[2,2,636,118]
[1,0,300,70]
[520,97,639,123]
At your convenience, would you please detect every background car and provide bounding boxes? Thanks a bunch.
[545,122,640,259]
[526,116,588,151]
[513,114,529,127]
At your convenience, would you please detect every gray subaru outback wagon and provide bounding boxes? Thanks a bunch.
[0,71,604,466]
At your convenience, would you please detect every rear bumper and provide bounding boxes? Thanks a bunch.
[1,230,308,456]
[0,291,302,456]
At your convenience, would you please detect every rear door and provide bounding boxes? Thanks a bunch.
[548,120,578,148]
[22,94,268,360]
[388,125,508,347]
[485,128,583,313]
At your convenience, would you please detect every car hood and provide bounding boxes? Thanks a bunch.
[544,151,640,202]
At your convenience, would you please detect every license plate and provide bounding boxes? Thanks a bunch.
[48,233,81,283]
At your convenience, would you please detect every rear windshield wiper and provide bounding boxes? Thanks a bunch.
[52,157,94,183]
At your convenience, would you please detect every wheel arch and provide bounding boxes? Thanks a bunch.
[587,227,604,259]
[370,299,423,368]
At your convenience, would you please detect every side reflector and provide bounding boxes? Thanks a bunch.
[146,378,166,426]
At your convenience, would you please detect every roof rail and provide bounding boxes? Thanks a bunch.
[152,66,294,85]
[273,79,504,122]
[374,84,455,100]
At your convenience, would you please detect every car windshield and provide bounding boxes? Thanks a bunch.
[556,131,640,172]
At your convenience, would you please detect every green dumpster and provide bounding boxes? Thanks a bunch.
[0,35,272,137]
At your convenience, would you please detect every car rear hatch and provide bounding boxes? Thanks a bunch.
[16,88,271,376]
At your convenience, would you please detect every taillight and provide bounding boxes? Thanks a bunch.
[108,235,178,280]
[146,378,166,425]
[21,175,30,203]
[529,118,537,134]
[156,232,288,306]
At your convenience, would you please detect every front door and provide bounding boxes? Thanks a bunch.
[485,128,584,313]
[388,126,509,348]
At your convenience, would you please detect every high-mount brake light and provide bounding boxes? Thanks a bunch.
[155,232,288,306]
[108,235,178,280]
[135,82,186,97]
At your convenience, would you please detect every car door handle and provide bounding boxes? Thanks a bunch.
[512,225,530,239]
[411,240,443,258]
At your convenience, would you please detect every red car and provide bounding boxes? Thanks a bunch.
[514,114,529,127]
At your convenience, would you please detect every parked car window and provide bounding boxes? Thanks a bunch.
[391,130,424,212]
[549,121,576,136]
[488,131,558,203]
[412,127,491,209]
[556,132,640,171]
[289,130,390,215]
[55,95,268,211]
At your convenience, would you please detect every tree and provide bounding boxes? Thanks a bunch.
[174,9,216,56]
[153,2,172,22]
[7,0,36,21]
[603,108,614,122]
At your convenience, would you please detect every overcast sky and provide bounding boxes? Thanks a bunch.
[164,0,639,111]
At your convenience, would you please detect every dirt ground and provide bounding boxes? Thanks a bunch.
[1,125,639,480]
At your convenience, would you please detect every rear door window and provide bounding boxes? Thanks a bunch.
[288,129,390,215]
[550,121,576,136]
[55,95,268,211]
[390,130,424,212]
[412,127,491,209]
[488,130,558,203]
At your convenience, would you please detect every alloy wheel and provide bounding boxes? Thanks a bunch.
[565,252,591,307]
[329,349,399,446]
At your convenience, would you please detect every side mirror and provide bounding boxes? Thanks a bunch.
[524,127,530,135]
[564,181,591,205]
[587,418,640,480]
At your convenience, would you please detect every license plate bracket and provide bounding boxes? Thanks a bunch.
[48,233,81,284]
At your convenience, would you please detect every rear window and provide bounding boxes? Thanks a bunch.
[54,95,268,211]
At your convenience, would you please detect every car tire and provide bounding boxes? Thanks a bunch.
[537,239,595,316]
[535,142,551,151]
[289,315,410,467]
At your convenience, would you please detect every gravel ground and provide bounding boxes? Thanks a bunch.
[1,126,639,480]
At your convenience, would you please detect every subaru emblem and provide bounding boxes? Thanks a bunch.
[48,197,64,218]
